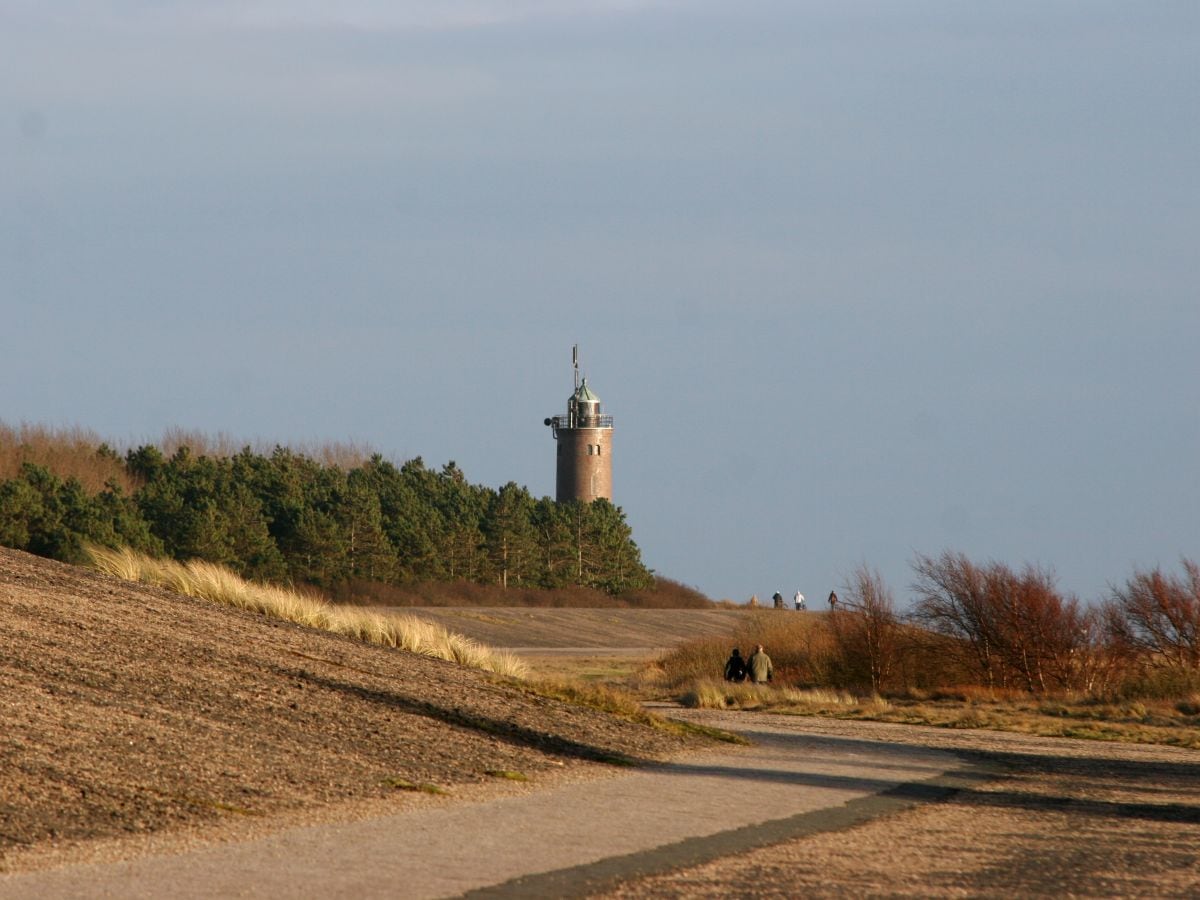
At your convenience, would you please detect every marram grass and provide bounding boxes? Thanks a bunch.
[86,545,528,679]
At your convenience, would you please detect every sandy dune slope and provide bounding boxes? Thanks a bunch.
[0,548,695,872]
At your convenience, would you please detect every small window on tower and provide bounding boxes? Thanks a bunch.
[587,444,595,455]
[596,444,602,456]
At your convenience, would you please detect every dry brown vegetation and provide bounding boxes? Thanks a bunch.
[0,422,380,499]
[85,545,529,678]
[911,551,1104,693]
[1106,558,1200,671]
[331,575,713,609]
[648,553,1200,749]
[0,423,137,494]
[157,427,377,471]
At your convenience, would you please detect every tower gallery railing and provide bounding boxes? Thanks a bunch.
[547,414,613,430]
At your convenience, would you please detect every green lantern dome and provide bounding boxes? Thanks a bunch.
[572,378,600,405]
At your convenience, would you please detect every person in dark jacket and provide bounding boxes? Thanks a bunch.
[748,644,773,684]
[723,648,747,682]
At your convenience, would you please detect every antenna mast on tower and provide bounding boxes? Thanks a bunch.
[572,344,580,392]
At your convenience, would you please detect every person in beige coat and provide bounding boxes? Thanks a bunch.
[748,644,773,684]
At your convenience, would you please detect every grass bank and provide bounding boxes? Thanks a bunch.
[85,546,737,747]
[86,545,529,678]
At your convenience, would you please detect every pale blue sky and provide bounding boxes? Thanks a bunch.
[3,1,1197,604]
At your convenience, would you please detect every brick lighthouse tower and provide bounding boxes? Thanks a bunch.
[544,345,613,503]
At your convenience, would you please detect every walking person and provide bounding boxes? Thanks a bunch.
[723,648,747,683]
[794,591,805,611]
[828,590,838,610]
[747,644,773,684]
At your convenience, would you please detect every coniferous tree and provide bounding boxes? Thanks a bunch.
[1,434,655,596]
[485,482,538,589]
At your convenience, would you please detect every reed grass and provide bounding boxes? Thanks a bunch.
[86,545,528,679]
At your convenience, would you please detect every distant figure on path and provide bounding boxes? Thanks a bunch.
[828,590,838,610]
[772,591,784,609]
[749,594,759,608]
[723,648,747,683]
[794,591,805,611]
[748,644,773,684]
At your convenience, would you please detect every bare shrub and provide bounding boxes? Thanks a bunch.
[911,551,1093,693]
[1106,559,1200,672]
[910,551,999,685]
[158,427,248,460]
[0,421,137,494]
[828,565,901,692]
[158,427,379,471]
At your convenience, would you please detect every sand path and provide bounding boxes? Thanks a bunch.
[0,712,977,898]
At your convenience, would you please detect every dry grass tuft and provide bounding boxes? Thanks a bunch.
[86,545,528,679]
[678,678,881,713]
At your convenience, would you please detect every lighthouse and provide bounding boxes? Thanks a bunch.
[544,346,613,503]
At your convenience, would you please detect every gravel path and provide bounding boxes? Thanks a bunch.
[6,706,1199,897]
[0,711,971,899]
[602,711,1200,898]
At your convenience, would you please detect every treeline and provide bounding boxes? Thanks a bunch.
[0,434,658,596]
